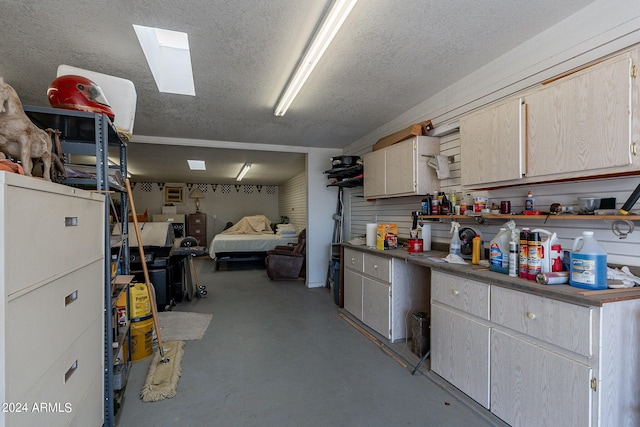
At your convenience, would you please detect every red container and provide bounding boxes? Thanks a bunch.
[407,239,423,253]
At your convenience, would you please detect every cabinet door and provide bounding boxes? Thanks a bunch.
[343,269,363,320]
[525,53,632,177]
[363,149,386,198]
[384,140,416,195]
[460,98,523,187]
[491,329,592,427]
[362,277,391,338]
[431,303,491,408]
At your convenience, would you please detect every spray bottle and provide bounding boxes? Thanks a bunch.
[450,221,461,256]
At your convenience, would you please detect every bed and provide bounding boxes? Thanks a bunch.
[208,215,298,270]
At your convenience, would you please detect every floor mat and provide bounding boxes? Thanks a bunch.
[157,311,213,341]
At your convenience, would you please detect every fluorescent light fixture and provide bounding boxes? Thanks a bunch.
[133,24,196,96]
[187,160,206,170]
[236,163,252,181]
[274,0,357,116]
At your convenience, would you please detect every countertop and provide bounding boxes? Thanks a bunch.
[342,243,640,307]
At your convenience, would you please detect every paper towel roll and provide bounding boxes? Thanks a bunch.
[421,224,432,251]
[366,223,377,248]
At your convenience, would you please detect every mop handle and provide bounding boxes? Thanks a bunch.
[125,179,165,356]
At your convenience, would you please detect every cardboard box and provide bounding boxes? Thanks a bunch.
[162,205,177,214]
[372,120,433,152]
[377,224,398,250]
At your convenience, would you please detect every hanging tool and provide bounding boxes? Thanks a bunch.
[125,179,169,364]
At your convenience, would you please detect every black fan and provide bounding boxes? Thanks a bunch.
[459,227,478,258]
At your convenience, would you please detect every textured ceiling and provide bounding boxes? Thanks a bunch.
[0,0,596,184]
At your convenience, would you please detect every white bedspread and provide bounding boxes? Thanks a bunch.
[209,233,298,258]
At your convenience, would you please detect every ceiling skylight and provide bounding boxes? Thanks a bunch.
[187,160,206,170]
[133,24,196,96]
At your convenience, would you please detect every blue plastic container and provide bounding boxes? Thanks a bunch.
[569,231,607,290]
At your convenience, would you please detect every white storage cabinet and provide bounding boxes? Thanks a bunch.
[0,172,105,427]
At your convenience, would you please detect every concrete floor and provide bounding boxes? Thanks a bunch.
[116,257,506,427]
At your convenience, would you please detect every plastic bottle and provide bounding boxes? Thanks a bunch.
[527,231,542,280]
[570,231,607,290]
[472,235,482,265]
[519,228,530,278]
[489,228,510,274]
[421,195,432,215]
[525,191,535,211]
[508,241,518,277]
[449,221,461,256]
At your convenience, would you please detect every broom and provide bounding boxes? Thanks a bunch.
[125,179,185,402]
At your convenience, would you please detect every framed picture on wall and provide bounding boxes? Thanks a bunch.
[164,186,184,204]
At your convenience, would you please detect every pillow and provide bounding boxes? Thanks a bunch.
[277,224,297,236]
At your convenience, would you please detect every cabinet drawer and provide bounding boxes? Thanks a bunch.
[4,186,104,296]
[491,286,592,357]
[344,248,364,272]
[6,260,103,399]
[431,271,489,320]
[7,316,103,426]
[363,254,391,283]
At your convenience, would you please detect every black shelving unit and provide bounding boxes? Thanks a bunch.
[324,164,363,188]
[24,105,130,427]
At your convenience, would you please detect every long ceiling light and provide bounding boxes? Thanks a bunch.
[236,163,252,181]
[274,0,358,116]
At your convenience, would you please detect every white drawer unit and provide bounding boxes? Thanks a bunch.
[0,172,105,427]
[430,269,640,427]
[342,246,429,342]
[491,286,593,357]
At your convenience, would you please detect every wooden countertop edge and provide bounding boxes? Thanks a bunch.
[340,243,640,307]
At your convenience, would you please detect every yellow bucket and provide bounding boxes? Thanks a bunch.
[129,283,151,319]
[130,315,154,361]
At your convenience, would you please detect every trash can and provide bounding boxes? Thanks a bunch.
[411,312,430,357]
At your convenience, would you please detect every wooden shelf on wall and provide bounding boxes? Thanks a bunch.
[418,214,640,221]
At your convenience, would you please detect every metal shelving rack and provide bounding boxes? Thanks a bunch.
[24,105,130,427]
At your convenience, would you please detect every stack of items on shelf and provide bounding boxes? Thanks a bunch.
[324,155,363,187]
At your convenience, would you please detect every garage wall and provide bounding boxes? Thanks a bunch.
[278,171,307,231]
[341,0,640,267]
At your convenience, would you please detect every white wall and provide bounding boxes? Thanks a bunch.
[342,0,640,267]
[306,147,343,288]
[130,182,279,244]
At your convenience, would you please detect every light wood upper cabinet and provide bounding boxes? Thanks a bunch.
[363,136,440,199]
[460,98,524,187]
[524,52,633,178]
[459,48,639,189]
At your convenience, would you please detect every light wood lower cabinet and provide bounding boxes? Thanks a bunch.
[343,247,429,342]
[431,270,640,427]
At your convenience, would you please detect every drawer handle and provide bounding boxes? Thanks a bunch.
[527,312,536,320]
[351,257,356,264]
[452,289,459,296]
[64,359,78,383]
[64,217,78,227]
[374,265,378,269]
[65,290,78,306]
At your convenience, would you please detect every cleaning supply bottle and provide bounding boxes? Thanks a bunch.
[570,231,607,289]
[472,234,482,265]
[508,241,518,277]
[525,191,535,211]
[449,221,461,256]
[489,227,510,274]
[519,228,530,278]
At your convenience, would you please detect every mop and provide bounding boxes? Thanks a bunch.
[125,179,185,402]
